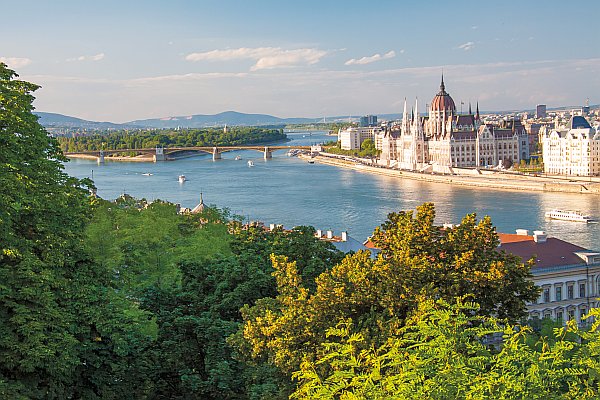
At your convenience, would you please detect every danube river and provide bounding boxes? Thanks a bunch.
[63,131,600,249]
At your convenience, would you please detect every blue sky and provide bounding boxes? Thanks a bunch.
[1,0,599,122]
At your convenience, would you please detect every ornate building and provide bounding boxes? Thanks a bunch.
[379,77,529,172]
[541,115,600,176]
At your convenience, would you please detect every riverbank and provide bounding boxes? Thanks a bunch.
[303,154,600,195]
[66,154,154,162]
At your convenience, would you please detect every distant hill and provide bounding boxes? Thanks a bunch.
[129,111,318,128]
[36,105,597,131]
[34,112,129,129]
[34,110,321,129]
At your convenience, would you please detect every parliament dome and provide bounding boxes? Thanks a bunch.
[430,76,456,114]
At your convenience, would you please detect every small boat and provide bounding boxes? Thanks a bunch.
[545,209,594,223]
[247,160,255,167]
[235,155,242,161]
[308,159,315,164]
[142,172,153,176]
[178,175,186,183]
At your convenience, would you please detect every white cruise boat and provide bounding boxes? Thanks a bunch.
[178,175,186,183]
[247,160,254,167]
[544,209,594,223]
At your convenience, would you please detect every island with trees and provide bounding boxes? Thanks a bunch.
[57,126,287,153]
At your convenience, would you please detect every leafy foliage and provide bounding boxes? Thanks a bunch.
[0,62,152,398]
[237,203,539,377]
[292,300,600,399]
[57,127,286,152]
[140,224,343,399]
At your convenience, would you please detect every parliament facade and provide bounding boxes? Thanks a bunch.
[379,77,530,173]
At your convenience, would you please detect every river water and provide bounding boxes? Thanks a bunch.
[62,130,600,249]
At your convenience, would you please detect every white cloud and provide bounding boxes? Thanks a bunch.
[67,53,105,62]
[185,47,327,71]
[345,50,396,66]
[0,57,32,68]
[457,42,475,51]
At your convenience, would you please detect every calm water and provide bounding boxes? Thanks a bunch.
[63,131,600,249]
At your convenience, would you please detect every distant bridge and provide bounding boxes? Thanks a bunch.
[64,145,314,163]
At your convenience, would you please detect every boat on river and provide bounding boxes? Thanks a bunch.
[142,172,153,176]
[247,160,254,167]
[545,209,594,223]
[178,175,186,183]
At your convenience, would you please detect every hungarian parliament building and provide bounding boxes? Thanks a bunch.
[376,77,530,173]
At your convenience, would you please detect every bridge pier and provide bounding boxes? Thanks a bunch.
[97,150,105,164]
[153,146,166,162]
[264,146,272,159]
[212,147,221,160]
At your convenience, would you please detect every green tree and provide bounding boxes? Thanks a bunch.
[0,63,152,398]
[141,224,343,399]
[292,299,600,399]
[237,203,539,376]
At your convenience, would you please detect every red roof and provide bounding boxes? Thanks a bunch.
[498,234,587,269]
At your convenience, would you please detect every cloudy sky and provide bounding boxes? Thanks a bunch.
[1,0,599,122]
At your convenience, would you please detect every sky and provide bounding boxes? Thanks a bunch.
[1,0,599,123]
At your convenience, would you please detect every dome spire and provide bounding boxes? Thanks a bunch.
[440,72,445,93]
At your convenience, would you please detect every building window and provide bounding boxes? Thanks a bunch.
[556,311,563,322]
[544,312,552,319]
[555,286,562,301]
[568,309,575,321]
[580,283,586,298]
[543,288,550,303]
[567,285,574,300]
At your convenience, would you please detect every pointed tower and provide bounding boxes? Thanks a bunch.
[475,102,480,120]
[402,97,409,136]
[191,192,205,214]
[468,102,472,115]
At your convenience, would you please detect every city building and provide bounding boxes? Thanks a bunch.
[536,104,547,119]
[359,114,378,127]
[379,77,529,171]
[499,230,600,326]
[338,126,382,150]
[541,115,600,176]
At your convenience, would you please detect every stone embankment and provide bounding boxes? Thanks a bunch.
[303,154,600,195]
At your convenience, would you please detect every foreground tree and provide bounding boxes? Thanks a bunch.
[142,224,343,399]
[292,299,600,399]
[0,63,150,398]
[237,203,540,376]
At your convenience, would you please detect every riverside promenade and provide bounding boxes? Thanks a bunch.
[304,154,600,195]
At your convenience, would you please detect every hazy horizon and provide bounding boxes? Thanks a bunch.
[2,0,599,123]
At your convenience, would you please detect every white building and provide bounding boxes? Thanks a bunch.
[338,126,381,150]
[541,115,600,176]
[379,77,529,172]
[499,230,600,326]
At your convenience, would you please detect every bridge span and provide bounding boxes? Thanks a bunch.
[64,145,315,163]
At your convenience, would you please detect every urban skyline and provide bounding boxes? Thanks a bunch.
[1,0,599,122]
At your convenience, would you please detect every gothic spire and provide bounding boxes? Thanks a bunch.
[469,102,472,115]
[440,73,445,93]
[475,101,480,120]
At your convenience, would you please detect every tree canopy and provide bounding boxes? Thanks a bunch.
[0,62,152,398]
[237,203,540,376]
[292,299,600,399]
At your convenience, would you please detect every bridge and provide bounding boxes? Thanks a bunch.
[64,145,315,163]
